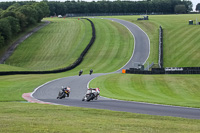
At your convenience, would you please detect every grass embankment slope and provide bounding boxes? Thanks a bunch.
[2,18,92,71]
[0,23,43,60]
[7,18,190,132]
[1,16,200,132]
[90,14,200,108]
[112,14,200,67]
[0,18,134,101]
[0,16,200,132]
[1,102,200,133]
[90,73,200,108]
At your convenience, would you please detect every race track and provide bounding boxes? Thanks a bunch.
[32,18,200,119]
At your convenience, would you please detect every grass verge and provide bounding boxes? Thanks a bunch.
[90,73,200,108]
[4,18,92,71]
[110,14,200,67]
[0,102,200,133]
[1,15,200,132]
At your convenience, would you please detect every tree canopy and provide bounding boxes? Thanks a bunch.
[45,0,192,16]
[196,3,200,12]
[0,1,49,48]
[0,0,193,49]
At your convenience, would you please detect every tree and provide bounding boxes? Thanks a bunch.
[0,33,4,48]
[1,11,16,18]
[6,16,20,34]
[175,5,187,13]
[0,18,11,41]
[196,3,200,12]
[37,2,50,17]
[15,11,27,30]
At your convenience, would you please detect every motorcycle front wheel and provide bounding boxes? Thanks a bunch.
[86,93,95,102]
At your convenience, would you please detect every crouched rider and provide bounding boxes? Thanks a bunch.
[82,88,100,101]
[57,86,71,99]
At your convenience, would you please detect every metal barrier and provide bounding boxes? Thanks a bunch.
[158,26,163,68]
[124,67,200,74]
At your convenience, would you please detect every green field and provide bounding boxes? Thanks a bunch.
[0,17,134,100]
[1,102,200,133]
[0,23,43,59]
[1,15,200,132]
[90,73,200,108]
[111,14,200,67]
[4,18,92,71]
[0,17,134,72]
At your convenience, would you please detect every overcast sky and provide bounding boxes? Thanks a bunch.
[0,0,199,11]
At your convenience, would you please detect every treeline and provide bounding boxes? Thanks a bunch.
[196,3,200,12]
[47,0,192,16]
[0,2,49,48]
[0,0,193,48]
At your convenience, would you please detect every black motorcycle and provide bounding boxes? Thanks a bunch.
[57,89,70,99]
[82,88,99,102]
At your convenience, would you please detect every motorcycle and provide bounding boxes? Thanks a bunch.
[57,89,70,99]
[82,88,100,102]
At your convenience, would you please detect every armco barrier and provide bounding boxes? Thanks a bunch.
[125,67,200,74]
[0,18,95,76]
[158,26,163,68]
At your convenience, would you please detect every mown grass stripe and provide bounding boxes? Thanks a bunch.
[90,73,200,108]
[5,18,91,71]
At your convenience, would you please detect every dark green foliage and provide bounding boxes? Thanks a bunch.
[196,3,200,12]
[1,11,16,18]
[175,5,187,13]
[0,18,11,40]
[0,33,4,48]
[0,1,50,49]
[6,16,20,34]
[46,0,192,16]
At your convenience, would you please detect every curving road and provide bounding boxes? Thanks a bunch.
[32,18,200,119]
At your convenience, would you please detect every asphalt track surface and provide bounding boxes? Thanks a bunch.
[32,18,200,119]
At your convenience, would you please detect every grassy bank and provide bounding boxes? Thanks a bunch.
[0,17,134,72]
[4,18,91,71]
[0,18,134,101]
[90,73,200,108]
[74,18,134,73]
[0,102,200,133]
[0,22,44,59]
[1,15,200,132]
[112,14,200,67]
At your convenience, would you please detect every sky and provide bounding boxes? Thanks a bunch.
[0,0,199,11]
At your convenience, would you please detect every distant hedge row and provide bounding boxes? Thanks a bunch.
[0,18,95,76]
[158,26,163,68]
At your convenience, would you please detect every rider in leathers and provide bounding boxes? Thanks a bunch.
[57,86,70,99]
[82,88,100,101]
